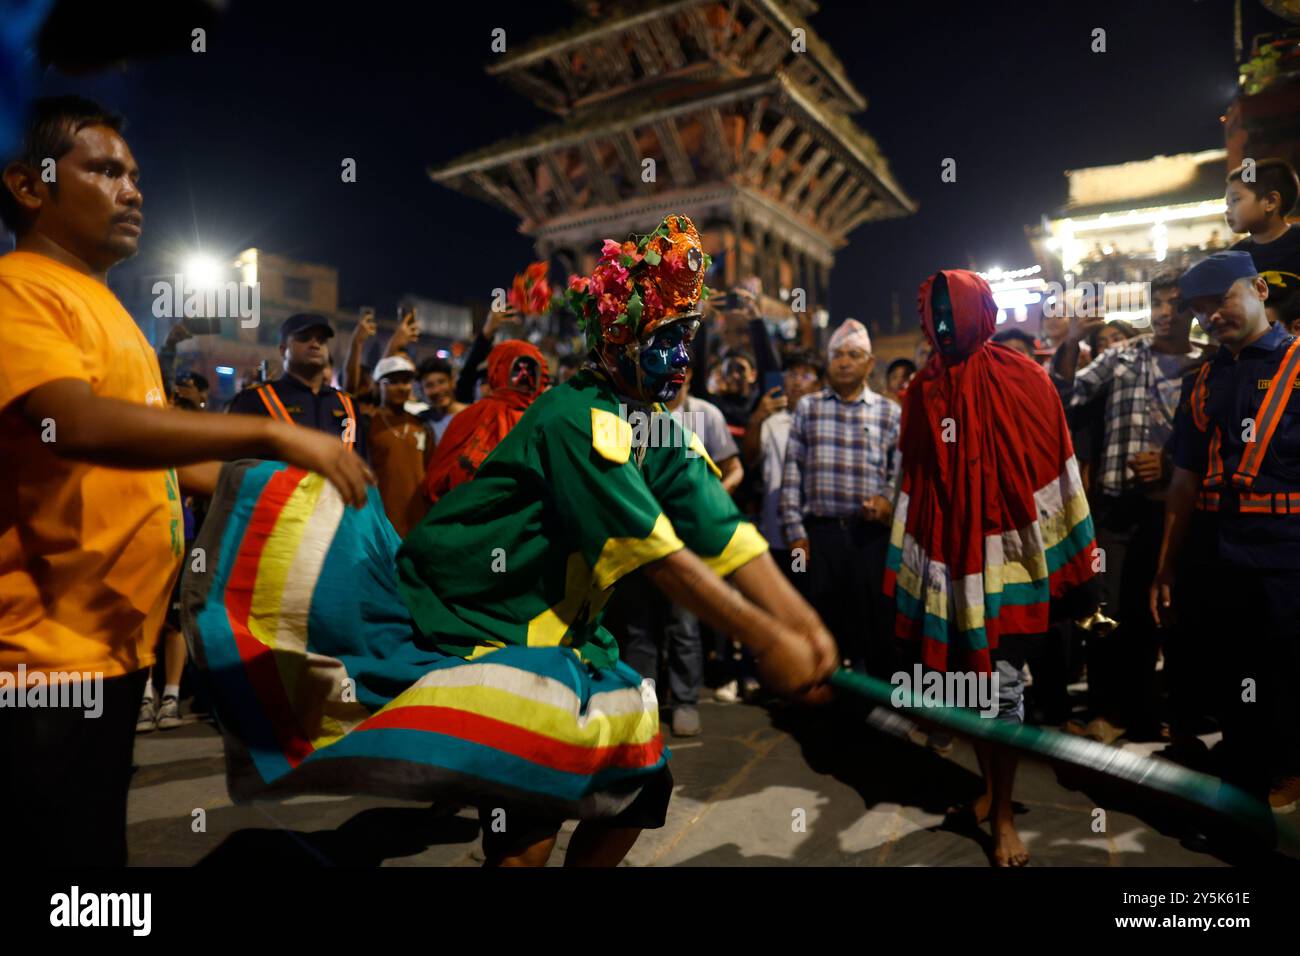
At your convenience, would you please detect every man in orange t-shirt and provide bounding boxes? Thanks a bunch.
[0,96,375,865]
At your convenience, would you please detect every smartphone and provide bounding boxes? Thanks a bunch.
[717,291,744,312]
[257,360,269,383]
[762,371,784,395]
[183,317,222,335]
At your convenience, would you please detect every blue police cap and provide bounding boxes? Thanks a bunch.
[279,313,335,343]
[1177,252,1259,310]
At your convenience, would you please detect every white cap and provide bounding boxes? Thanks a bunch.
[373,354,417,381]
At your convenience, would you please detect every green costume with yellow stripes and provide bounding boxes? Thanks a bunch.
[397,368,768,668]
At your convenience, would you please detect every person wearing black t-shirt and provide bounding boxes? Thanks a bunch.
[1226,158,1300,310]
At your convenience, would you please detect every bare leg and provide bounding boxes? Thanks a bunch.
[164,627,187,688]
[989,751,1028,866]
[563,824,642,867]
[483,833,557,867]
[967,738,993,827]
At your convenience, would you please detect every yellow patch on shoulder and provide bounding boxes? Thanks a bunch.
[591,408,632,463]
[687,431,722,479]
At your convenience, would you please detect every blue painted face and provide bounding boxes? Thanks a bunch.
[931,274,959,357]
[619,318,698,402]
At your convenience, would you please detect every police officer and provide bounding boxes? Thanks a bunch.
[228,312,365,457]
[1152,251,1300,810]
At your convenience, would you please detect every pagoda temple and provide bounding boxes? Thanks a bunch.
[429,0,915,328]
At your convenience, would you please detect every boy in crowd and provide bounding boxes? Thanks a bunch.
[417,355,467,443]
[990,327,1038,362]
[1227,157,1299,282]
[883,357,916,403]
[367,354,434,537]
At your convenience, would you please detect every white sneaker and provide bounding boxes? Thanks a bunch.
[714,680,740,704]
[156,695,183,730]
[136,696,157,733]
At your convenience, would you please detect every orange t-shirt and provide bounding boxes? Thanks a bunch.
[0,251,183,678]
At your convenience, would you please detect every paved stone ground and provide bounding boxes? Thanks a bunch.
[127,692,1250,867]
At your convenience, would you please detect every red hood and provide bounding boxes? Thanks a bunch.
[916,269,997,366]
[486,339,550,400]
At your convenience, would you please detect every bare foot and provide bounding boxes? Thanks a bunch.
[991,818,1029,867]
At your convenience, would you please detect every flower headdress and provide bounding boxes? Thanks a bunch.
[563,214,712,352]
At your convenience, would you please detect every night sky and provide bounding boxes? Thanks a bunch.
[26,0,1293,329]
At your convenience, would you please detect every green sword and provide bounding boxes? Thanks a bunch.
[830,668,1300,858]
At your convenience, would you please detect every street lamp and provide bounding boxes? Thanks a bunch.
[182,253,224,288]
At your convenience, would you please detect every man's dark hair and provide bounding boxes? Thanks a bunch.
[1088,319,1135,355]
[177,371,210,392]
[1149,271,1181,297]
[0,96,125,235]
[1227,158,1300,217]
[417,356,453,379]
[783,349,824,376]
[992,328,1038,351]
[721,347,756,367]
[886,357,917,378]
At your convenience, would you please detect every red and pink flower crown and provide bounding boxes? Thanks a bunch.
[563,214,713,351]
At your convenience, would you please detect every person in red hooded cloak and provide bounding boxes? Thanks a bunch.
[424,339,550,504]
[884,269,1099,866]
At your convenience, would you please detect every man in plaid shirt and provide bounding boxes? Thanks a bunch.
[780,319,900,675]
[1050,271,1204,744]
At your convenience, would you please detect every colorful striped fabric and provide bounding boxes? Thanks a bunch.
[182,459,667,818]
[884,454,1097,673]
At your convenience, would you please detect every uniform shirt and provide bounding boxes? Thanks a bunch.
[367,407,434,538]
[1052,336,1203,497]
[0,251,183,677]
[227,373,367,459]
[779,385,901,544]
[1173,322,1300,568]
[396,370,768,669]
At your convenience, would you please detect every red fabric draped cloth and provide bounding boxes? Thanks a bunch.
[883,270,1098,674]
[425,340,549,503]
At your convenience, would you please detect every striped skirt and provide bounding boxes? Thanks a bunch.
[181,460,667,819]
[884,454,1098,674]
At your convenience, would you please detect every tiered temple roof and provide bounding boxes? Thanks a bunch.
[430,0,914,319]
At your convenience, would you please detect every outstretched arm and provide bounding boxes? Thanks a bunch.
[20,378,374,507]
[640,548,836,699]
